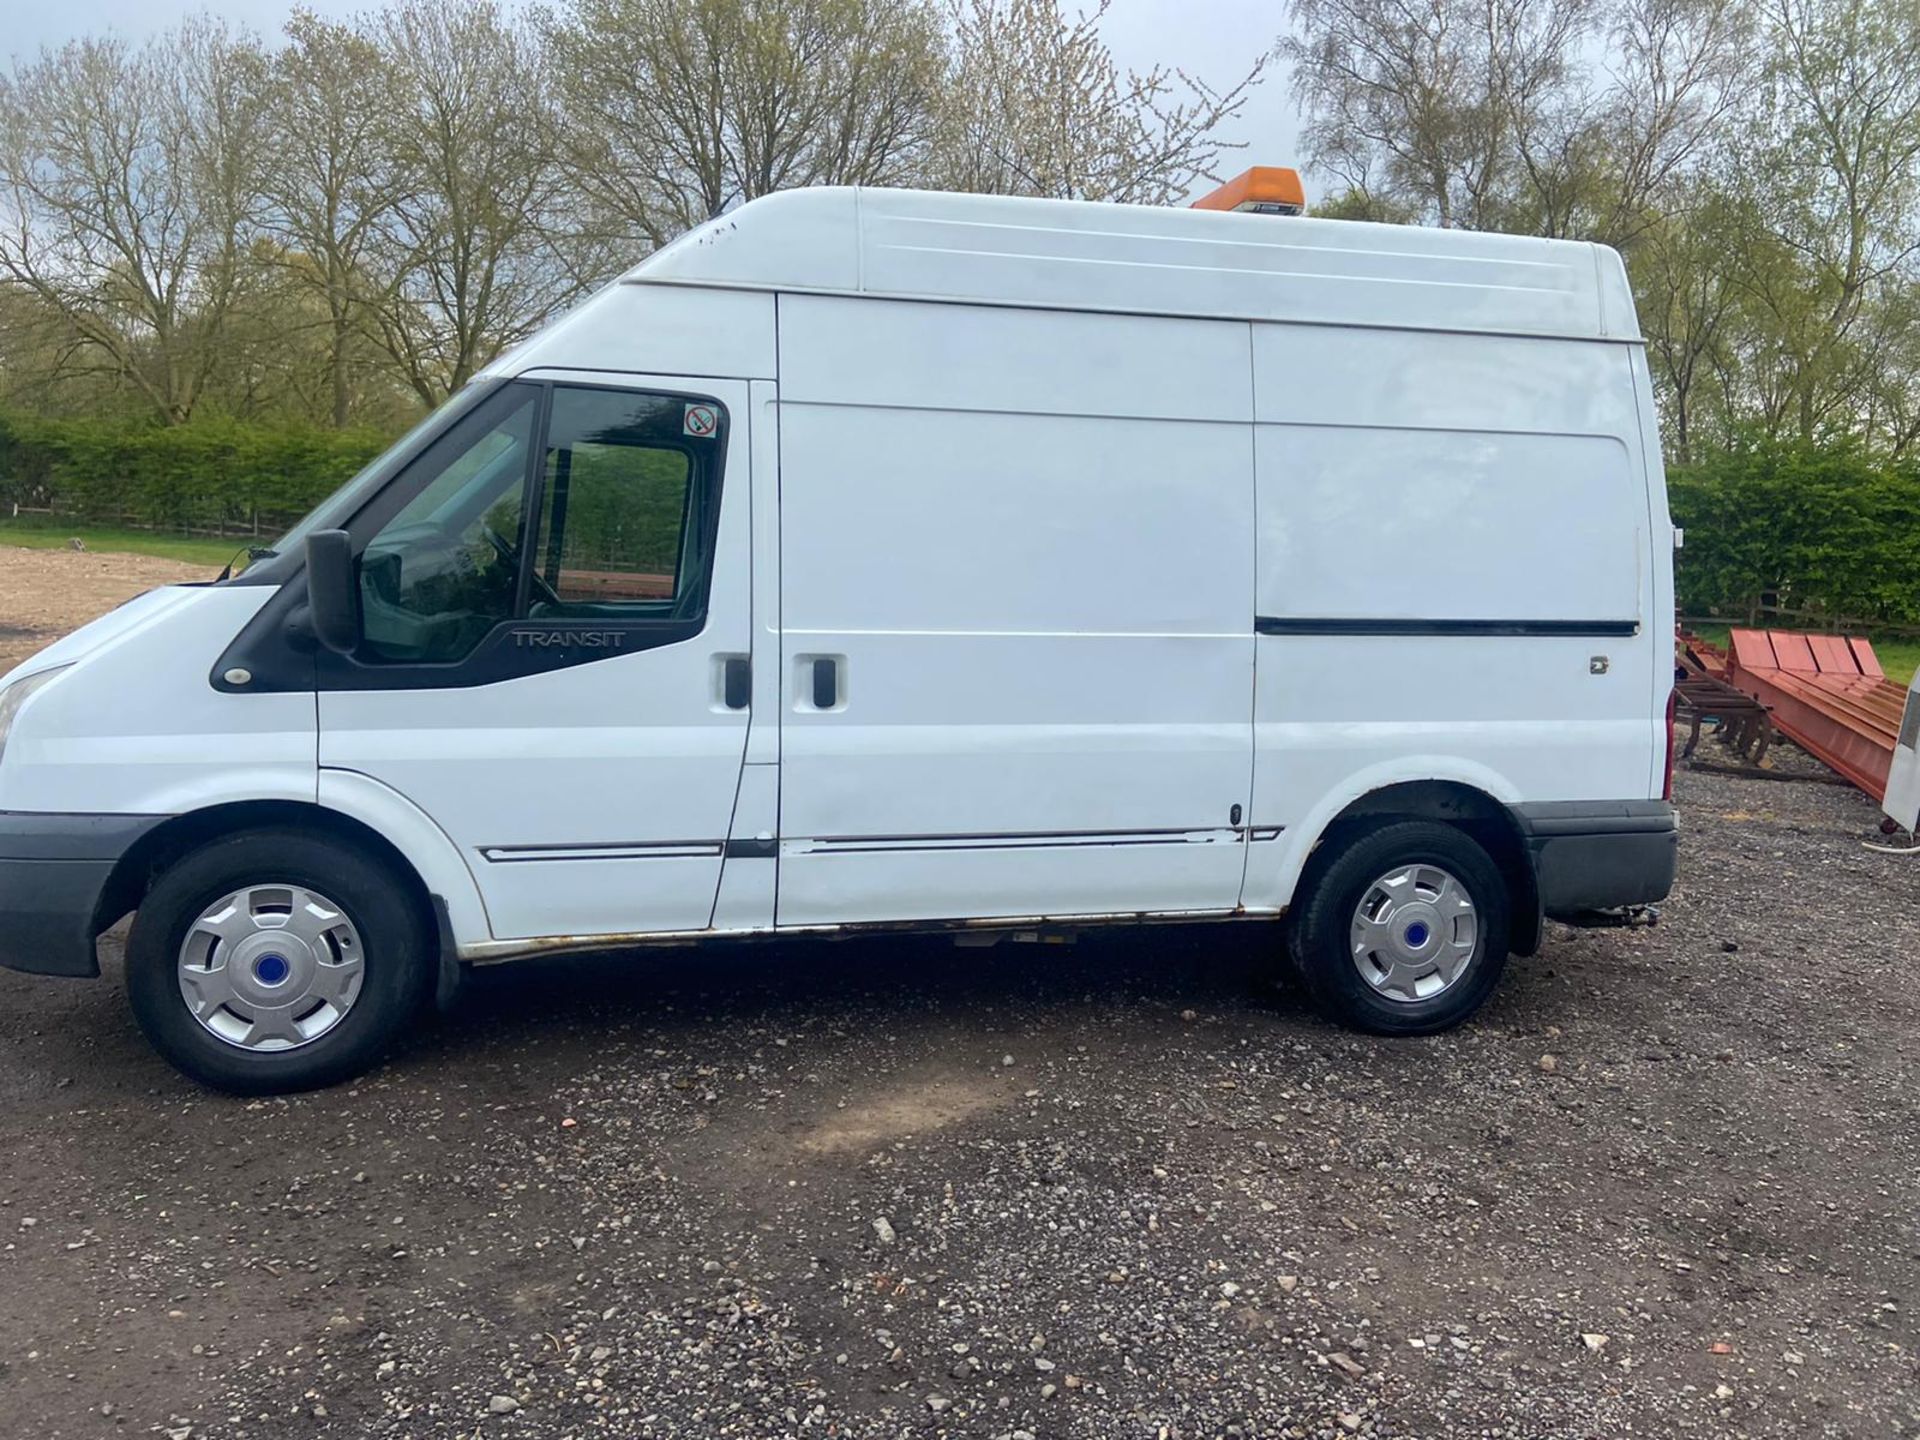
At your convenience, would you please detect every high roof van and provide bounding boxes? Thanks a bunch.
[0,184,1678,1092]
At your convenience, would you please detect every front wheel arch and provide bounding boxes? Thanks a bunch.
[94,800,435,945]
[123,824,436,1092]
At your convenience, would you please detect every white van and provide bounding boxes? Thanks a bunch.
[0,184,1677,1092]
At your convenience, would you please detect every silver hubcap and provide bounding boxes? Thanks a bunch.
[1349,863,1479,1003]
[177,885,365,1051]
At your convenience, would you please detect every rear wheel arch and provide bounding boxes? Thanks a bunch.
[1292,780,1539,958]
[1285,817,1513,1034]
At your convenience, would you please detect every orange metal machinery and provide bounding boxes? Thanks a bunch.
[1726,629,1907,799]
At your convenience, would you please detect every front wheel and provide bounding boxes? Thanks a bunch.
[1286,820,1511,1035]
[125,828,432,1094]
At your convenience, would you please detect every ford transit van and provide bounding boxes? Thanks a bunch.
[0,183,1678,1091]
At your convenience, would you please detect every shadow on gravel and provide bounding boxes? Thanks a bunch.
[425,919,1304,1054]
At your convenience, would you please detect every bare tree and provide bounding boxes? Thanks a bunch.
[1752,0,1920,436]
[1632,191,1744,457]
[362,0,581,405]
[1282,0,1750,242]
[548,0,946,255]
[0,21,268,424]
[1596,0,1753,242]
[933,0,1266,205]
[259,11,408,427]
[1281,0,1522,228]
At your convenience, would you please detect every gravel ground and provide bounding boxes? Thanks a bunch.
[0,547,217,672]
[1,556,1917,1439]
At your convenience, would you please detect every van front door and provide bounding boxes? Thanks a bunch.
[317,374,755,941]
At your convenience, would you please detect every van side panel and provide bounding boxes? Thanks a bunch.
[773,296,1256,925]
[1245,323,1660,912]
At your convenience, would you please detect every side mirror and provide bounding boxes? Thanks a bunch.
[304,529,361,655]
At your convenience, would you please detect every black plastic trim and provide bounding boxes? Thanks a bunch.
[0,812,167,978]
[811,657,837,709]
[725,837,778,859]
[1255,617,1641,638]
[479,839,722,861]
[1510,799,1676,836]
[1510,800,1678,915]
[323,618,709,692]
[800,825,1248,856]
[809,825,1232,844]
[430,894,463,1012]
[0,810,166,861]
[722,657,751,710]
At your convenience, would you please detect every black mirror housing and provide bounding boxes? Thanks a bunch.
[304,529,361,655]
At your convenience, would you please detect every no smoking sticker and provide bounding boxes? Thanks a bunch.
[683,403,718,437]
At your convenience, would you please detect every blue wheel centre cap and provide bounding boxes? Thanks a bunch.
[1403,922,1431,948]
[253,953,292,986]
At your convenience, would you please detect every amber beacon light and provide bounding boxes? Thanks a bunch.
[1189,167,1306,215]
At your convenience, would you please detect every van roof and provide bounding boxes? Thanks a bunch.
[623,186,1640,344]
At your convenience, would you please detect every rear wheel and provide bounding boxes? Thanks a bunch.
[1286,820,1510,1035]
[125,828,432,1094]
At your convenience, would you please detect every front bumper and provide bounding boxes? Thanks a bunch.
[0,812,164,977]
[1510,800,1677,916]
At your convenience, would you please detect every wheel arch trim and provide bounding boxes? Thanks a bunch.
[315,770,491,949]
[1248,759,1540,955]
[91,778,492,957]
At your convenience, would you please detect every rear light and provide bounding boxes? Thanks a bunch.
[1662,685,1678,801]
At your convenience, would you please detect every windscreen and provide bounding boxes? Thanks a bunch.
[250,382,503,570]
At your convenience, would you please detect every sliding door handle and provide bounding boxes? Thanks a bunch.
[794,653,845,711]
[811,656,839,710]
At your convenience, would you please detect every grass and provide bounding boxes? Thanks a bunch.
[1688,622,1917,688]
[0,519,242,569]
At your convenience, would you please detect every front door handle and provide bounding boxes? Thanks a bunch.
[720,655,750,710]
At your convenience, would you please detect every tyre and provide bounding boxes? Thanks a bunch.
[1286,820,1510,1035]
[125,827,432,1094]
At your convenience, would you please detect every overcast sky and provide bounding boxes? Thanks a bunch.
[2,0,1305,199]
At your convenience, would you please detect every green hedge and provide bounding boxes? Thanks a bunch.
[0,413,393,537]
[1668,438,1920,626]
[6,417,1917,630]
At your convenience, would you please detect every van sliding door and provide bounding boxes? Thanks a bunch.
[773,297,1258,927]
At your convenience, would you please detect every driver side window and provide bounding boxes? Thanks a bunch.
[358,386,539,665]
[527,387,704,618]
[353,382,727,668]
